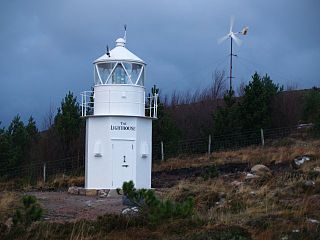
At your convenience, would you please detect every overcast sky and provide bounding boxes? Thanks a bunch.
[0,0,319,128]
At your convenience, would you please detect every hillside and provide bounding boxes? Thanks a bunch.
[0,136,319,239]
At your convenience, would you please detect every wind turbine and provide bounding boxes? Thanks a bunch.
[218,17,248,92]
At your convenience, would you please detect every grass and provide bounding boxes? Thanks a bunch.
[153,138,320,172]
[1,136,320,239]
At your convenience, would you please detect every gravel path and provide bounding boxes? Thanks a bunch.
[28,191,124,222]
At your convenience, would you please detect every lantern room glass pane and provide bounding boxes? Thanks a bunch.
[97,63,115,84]
[136,67,144,86]
[94,66,101,85]
[131,64,142,85]
[112,63,129,84]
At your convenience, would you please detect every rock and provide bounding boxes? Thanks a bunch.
[304,180,315,187]
[98,190,109,198]
[121,206,139,215]
[251,164,271,176]
[245,173,259,180]
[68,186,79,195]
[85,200,92,207]
[78,188,86,196]
[294,156,310,166]
[314,167,320,172]
[307,218,320,224]
[215,198,225,205]
[231,181,243,187]
[4,217,13,230]
[85,189,97,196]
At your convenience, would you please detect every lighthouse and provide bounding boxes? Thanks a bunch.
[81,34,157,189]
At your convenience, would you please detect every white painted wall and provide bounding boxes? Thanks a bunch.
[94,85,145,116]
[85,115,152,189]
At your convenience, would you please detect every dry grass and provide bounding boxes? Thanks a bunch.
[0,192,19,221]
[1,137,319,239]
[161,155,320,239]
[153,138,320,172]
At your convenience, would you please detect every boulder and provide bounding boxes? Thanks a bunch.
[85,189,97,196]
[293,155,310,167]
[121,206,139,215]
[4,217,13,230]
[98,190,109,198]
[245,173,259,180]
[67,186,79,195]
[231,181,243,187]
[78,187,86,196]
[251,164,271,176]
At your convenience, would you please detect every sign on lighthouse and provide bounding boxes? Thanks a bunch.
[81,31,157,189]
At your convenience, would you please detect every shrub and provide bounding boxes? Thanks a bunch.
[121,181,195,225]
[13,195,43,228]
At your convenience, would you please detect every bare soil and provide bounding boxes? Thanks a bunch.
[27,191,124,222]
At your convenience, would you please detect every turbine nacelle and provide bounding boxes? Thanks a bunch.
[218,17,248,46]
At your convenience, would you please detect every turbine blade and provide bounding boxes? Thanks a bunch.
[217,34,229,44]
[231,33,242,46]
[230,16,235,33]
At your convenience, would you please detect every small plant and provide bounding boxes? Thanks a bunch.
[13,195,43,228]
[204,165,219,180]
[120,181,195,225]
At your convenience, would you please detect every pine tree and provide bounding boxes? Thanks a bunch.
[212,90,240,135]
[26,116,39,143]
[151,85,181,156]
[240,72,282,130]
[54,91,82,156]
[7,115,28,170]
[0,122,10,177]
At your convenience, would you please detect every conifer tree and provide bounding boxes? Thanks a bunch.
[54,91,82,156]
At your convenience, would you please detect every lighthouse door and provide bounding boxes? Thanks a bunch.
[112,140,134,188]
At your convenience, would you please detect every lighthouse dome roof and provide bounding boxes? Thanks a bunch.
[93,38,145,64]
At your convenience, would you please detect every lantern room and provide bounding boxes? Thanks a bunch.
[93,38,145,86]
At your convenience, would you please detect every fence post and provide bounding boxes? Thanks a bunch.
[208,134,211,155]
[260,128,265,146]
[43,162,46,183]
[161,141,164,161]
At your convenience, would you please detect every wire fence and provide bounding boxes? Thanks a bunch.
[0,124,314,186]
[152,125,314,160]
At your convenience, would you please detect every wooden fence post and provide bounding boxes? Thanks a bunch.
[208,134,211,155]
[260,128,265,146]
[161,141,164,161]
[43,162,46,183]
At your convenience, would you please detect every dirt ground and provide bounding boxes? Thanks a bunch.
[28,191,124,222]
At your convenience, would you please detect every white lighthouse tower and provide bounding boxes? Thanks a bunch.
[81,34,157,189]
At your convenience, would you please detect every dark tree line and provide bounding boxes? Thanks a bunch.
[0,72,319,180]
[0,92,84,180]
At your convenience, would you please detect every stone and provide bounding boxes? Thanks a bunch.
[307,218,320,224]
[98,190,109,198]
[314,167,320,172]
[245,173,259,180]
[4,217,13,229]
[85,200,92,207]
[294,156,310,166]
[68,186,79,195]
[85,189,97,196]
[251,164,271,176]
[78,188,86,196]
[231,181,243,187]
[304,180,315,187]
[121,206,139,215]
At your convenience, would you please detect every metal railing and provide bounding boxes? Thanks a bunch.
[80,91,158,118]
